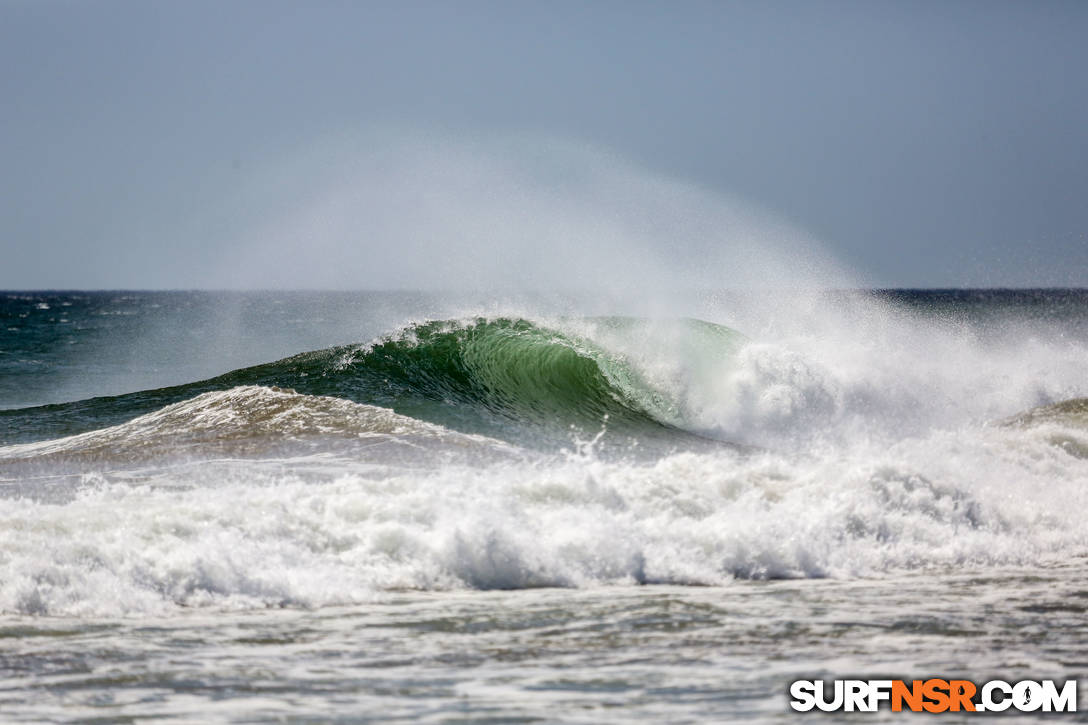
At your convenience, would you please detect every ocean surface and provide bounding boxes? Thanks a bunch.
[1,289,1087,723]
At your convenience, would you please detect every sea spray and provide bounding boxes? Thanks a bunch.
[2,296,1087,617]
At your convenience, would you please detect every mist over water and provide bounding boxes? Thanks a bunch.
[2,288,1087,611]
[1,137,1086,722]
[4,0,1088,711]
[3,136,1086,615]
[206,130,854,295]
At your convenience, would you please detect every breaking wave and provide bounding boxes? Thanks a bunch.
[1,313,1087,616]
[0,317,744,449]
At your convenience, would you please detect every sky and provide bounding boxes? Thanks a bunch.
[1,0,1086,289]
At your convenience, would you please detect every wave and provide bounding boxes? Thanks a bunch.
[1002,397,1088,459]
[5,413,1086,616]
[0,317,746,450]
[0,386,522,480]
[2,318,1087,615]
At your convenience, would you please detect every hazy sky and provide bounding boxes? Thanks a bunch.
[2,0,1086,289]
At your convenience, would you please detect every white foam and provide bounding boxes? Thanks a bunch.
[3,298,1087,617]
[555,296,1088,449]
[2,412,1085,616]
[0,386,518,470]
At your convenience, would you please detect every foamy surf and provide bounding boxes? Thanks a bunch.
[2,393,1086,616]
[1,302,1087,616]
[1,291,1087,724]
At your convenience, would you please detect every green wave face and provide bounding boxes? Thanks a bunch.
[306,317,680,441]
[0,317,746,451]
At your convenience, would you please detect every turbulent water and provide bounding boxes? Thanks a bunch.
[1,290,1087,722]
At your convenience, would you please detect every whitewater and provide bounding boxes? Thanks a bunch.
[1,289,1087,722]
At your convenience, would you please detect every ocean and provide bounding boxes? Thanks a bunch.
[1,289,1086,723]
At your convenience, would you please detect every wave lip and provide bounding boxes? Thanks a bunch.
[350,316,744,438]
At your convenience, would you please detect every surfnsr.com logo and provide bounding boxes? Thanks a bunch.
[789,679,1077,713]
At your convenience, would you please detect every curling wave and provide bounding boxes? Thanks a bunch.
[2,312,1087,616]
[0,317,745,449]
